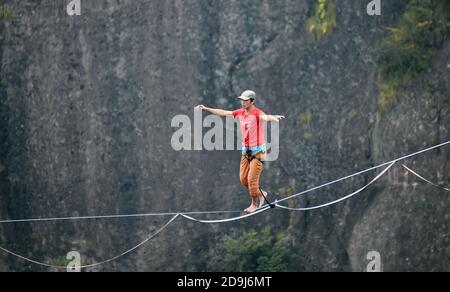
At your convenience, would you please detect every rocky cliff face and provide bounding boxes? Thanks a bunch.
[0,0,448,271]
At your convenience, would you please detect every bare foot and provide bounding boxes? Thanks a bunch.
[244,203,258,214]
[258,190,268,208]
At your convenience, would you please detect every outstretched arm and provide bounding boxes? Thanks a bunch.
[194,105,233,117]
[260,114,286,122]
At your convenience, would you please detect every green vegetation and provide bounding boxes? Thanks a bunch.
[347,109,358,120]
[278,186,297,226]
[0,5,12,44]
[299,112,313,140]
[307,0,337,40]
[0,5,12,87]
[298,112,313,125]
[52,255,70,267]
[374,0,450,113]
[0,6,12,18]
[209,227,292,272]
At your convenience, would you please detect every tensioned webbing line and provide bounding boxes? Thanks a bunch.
[0,214,179,269]
[402,164,450,192]
[0,210,242,224]
[0,140,449,224]
[0,140,448,269]
[162,140,450,222]
[273,140,450,207]
[276,161,395,211]
[180,205,271,223]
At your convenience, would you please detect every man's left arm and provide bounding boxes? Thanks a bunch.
[260,113,286,122]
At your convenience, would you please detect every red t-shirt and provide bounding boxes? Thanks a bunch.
[232,108,266,147]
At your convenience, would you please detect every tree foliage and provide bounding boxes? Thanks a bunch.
[307,0,337,41]
[374,0,450,112]
[208,227,292,272]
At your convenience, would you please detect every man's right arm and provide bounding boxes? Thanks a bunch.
[194,105,233,117]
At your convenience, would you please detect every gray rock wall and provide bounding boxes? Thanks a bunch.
[0,0,448,271]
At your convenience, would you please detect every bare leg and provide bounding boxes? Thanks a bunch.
[258,189,268,208]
